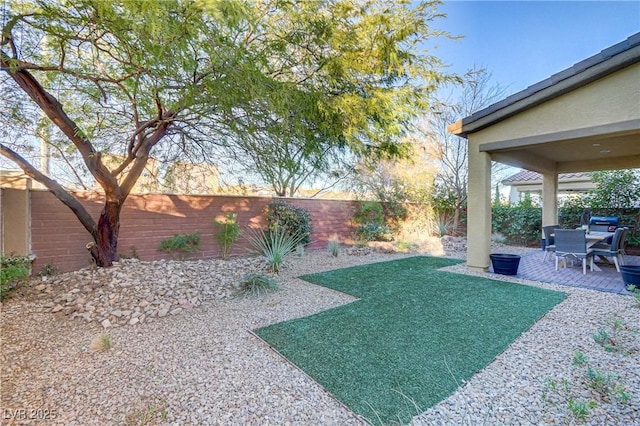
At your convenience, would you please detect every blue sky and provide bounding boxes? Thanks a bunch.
[430,1,640,97]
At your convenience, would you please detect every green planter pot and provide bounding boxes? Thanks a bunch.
[490,253,521,276]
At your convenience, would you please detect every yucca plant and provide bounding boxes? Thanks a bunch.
[246,226,304,273]
[237,273,280,298]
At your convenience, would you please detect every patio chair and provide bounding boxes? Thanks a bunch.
[554,229,594,275]
[542,225,560,262]
[590,227,628,272]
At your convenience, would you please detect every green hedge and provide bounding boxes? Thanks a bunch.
[492,204,640,248]
[492,203,542,246]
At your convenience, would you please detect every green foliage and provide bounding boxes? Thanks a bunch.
[0,254,30,299]
[543,349,631,424]
[213,213,241,260]
[356,223,394,243]
[434,213,453,237]
[491,198,542,246]
[394,240,419,253]
[566,397,596,422]
[591,328,612,347]
[381,201,408,233]
[590,319,637,355]
[572,350,589,367]
[353,201,385,226]
[627,285,640,308]
[237,273,280,298]
[352,201,394,242]
[557,173,640,248]
[615,385,632,403]
[246,226,304,273]
[586,367,617,396]
[591,328,621,353]
[266,202,312,247]
[157,233,201,260]
[586,170,640,209]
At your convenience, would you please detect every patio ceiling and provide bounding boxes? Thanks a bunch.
[481,126,640,174]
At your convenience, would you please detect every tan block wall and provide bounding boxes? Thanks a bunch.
[1,188,31,256]
[30,191,359,273]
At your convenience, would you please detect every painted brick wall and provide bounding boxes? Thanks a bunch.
[30,191,359,273]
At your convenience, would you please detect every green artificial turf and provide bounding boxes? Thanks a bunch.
[255,256,567,425]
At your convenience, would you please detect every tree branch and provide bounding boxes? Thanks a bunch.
[119,118,173,197]
[1,53,121,199]
[0,143,97,237]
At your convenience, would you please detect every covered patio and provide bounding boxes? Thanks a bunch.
[449,32,640,273]
[492,248,640,294]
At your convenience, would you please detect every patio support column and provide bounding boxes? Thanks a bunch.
[467,141,492,272]
[541,173,558,226]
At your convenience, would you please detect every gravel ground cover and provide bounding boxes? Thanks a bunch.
[1,238,638,425]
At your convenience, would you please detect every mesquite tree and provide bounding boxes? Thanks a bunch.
[427,68,506,232]
[1,0,454,266]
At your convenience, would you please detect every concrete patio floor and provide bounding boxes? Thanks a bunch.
[489,249,640,294]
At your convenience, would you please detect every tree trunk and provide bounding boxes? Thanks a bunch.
[88,201,123,267]
[453,206,461,236]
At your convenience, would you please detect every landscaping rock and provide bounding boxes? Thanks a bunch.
[25,257,269,327]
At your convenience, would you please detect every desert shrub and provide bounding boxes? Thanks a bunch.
[37,262,58,277]
[394,203,439,248]
[214,213,241,259]
[157,233,201,260]
[356,223,393,242]
[0,254,30,299]
[394,240,419,252]
[246,226,303,273]
[327,237,340,257]
[90,333,112,352]
[237,273,280,297]
[266,201,312,246]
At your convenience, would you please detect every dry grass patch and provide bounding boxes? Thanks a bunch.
[89,333,112,352]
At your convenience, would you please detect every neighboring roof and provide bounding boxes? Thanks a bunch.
[449,32,640,137]
[502,171,592,185]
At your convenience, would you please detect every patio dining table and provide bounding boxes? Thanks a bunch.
[585,231,615,248]
[551,230,615,272]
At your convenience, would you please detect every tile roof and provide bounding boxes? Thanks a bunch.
[502,170,592,184]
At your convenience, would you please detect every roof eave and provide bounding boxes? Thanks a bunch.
[450,32,640,138]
